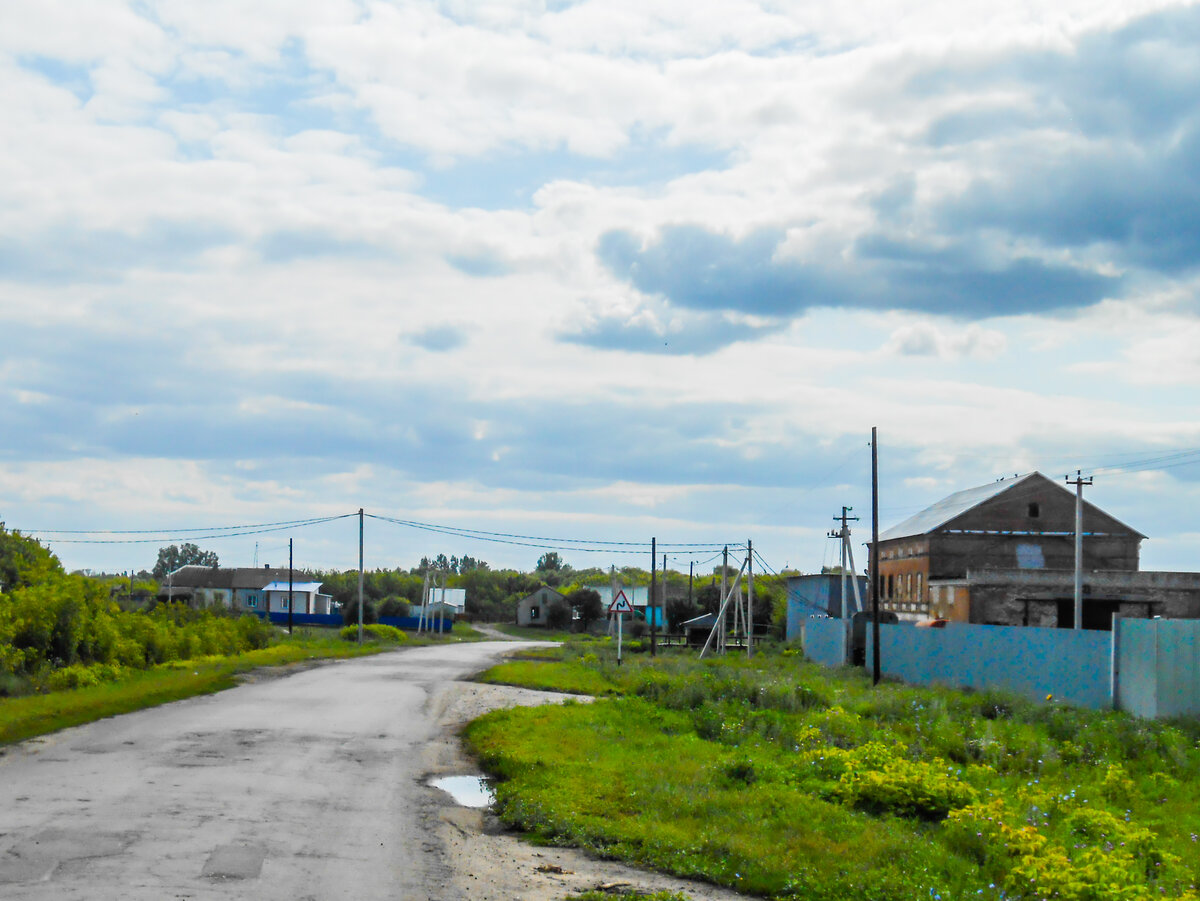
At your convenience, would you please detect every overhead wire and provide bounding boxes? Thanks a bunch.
[365,513,735,557]
[21,514,356,545]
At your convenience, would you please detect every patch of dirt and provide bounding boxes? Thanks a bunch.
[422,681,754,901]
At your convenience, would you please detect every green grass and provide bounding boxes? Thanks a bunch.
[0,636,384,746]
[493,623,578,642]
[466,644,1200,900]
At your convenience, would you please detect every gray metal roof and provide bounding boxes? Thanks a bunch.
[878,473,1040,542]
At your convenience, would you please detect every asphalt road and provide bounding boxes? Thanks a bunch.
[0,640,540,900]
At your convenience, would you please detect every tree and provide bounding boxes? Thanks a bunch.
[544,599,572,630]
[341,597,378,626]
[696,582,722,614]
[666,596,698,631]
[378,596,411,618]
[0,526,62,592]
[567,588,603,631]
[153,543,218,580]
[537,551,562,572]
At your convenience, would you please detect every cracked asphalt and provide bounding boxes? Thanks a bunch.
[0,640,546,900]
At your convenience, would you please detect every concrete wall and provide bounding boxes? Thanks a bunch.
[864,621,1113,709]
[1116,618,1200,719]
[801,617,850,668]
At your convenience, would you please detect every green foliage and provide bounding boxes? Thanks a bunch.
[152,543,218,579]
[566,587,603,630]
[0,531,275,690]
[0,526,61,592]
[468,642,1200,901]
[340,623,408,643]
[545,599,572,630]
[377,596,411,618]
[340,598,378,626]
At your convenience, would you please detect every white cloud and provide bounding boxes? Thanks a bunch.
[4,0,1200,576]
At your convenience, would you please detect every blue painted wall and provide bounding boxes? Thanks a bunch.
[865,621,1112,709]
[1117,618,1200,718]
[802,617,850,668]
[255,612,451,632]
[785,574,868,641]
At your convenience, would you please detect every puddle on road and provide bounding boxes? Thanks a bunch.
[429,775,494,808]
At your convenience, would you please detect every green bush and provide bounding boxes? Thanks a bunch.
[46,663,128,691]
[340,623,408,643]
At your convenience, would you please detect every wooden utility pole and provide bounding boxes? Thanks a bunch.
[1067,471,1093,630]
[871,428,881,686]
[287,538,294,635]
[649,537,657,657]
[688,560,694,613]
[720,545,728,653]
[662,553,668,641]
[747,539,755,658]
[357,508,364,644]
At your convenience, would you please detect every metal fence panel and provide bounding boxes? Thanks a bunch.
[865,621,1112,709]
[801,617,849,668]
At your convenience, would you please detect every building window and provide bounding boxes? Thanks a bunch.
[281,597,289,610]
[1028,502,1040,518]
[247,596,257,608]
[530,605,540,620]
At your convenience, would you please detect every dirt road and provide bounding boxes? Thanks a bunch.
[0,640,751,900]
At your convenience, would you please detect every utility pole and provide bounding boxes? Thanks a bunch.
[688,560,694,613]
[357,508,364,645]
[417,569,430,634]
[1067,470,1093,631]
[649,537,657,657]
[829,507,860,619]
[747,539,754,658]
[662,553,668,641]
[871,428,881,686]
[287,538,294,635]
[720,545,728,653]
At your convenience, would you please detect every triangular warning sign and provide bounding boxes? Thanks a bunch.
[609,590,634,614]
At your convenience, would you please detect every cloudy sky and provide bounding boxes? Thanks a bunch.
[4,0,1200,577]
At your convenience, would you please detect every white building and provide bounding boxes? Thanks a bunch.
[262,581,334,615]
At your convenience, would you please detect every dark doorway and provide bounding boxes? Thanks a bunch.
[1055,598,1121,630]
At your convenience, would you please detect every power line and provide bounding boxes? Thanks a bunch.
[22,515,354,535]
[21,515,355,545]
[365,513,734,556]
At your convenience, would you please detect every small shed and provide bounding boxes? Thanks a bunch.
[680,612,719,647]
[517,586,564,627]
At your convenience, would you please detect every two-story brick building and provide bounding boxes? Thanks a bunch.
[867,472,1200,629]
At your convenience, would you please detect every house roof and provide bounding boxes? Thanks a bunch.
[878,471,1146,542]
[879,476,1027,542]
[262,581,326,594]
[167,566,314,590]
[519,586,563,604]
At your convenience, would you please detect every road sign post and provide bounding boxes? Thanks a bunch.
[609,590,633,666]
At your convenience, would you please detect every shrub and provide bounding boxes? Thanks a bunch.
[378,596,411,618]
[340,623,408,643]
[831,741,978,820]
[47,663,127,691]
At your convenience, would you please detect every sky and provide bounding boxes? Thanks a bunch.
[4,0,1200,578]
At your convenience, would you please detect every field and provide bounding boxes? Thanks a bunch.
[466,641,1200,900]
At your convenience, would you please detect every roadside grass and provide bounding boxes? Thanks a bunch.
[493,623,579,642]
[467,644,1200,900]
[567,893,692,901]
[0,634,385,746]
